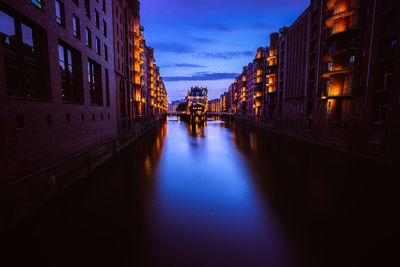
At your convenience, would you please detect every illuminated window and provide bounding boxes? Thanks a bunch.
[55,0,65,26]
[334,2,340,14]
[86,27,92,48]
[58,42,83,103]
[95,37,101,55]
[73,15,80,39]
[95,9,99,28]
[32,0,44,9]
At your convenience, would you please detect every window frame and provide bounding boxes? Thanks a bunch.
[85,27,92,48]
[55,0,65,26]
[73,15,80,39]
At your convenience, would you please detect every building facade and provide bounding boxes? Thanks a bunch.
[0,0,167,227]
[0,0,116,182]
[228,0,400,164]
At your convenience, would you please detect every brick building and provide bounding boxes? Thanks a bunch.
[228,0,400,163]
[0,0,167,226]
[208,99,220,113]
[0,0,116,182]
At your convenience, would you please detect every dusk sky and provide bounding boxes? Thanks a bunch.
[140,0,309,101]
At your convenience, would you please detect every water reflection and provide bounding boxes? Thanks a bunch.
[143,117,298,266]
[3,117,398,267]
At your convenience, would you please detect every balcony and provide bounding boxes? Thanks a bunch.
[323,46,356,62]
[266,86,276,94]
[325,8,358,28]
[321,82,352,99]
[322,68,352,78]
[325,26,358,43]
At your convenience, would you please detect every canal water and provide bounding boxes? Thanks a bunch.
[2,117,399,267]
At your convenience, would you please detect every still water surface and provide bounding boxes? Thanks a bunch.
[3,117,399,267]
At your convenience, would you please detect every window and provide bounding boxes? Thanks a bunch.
[58,42,83,103]
[95,9,99,28]
[102,20,107,37]
[104,44,108,60]
[102,0,106,12]
[105,68,110,106]
[95,37,101,55]
[384,72,392,90]
[391,39,398,49]
[72,0,78,6]
[85,0,90,18]
[0,9,50,99]
[55,0,65,26]
[350,55,355,63]
[73,15,80,39]
[46,114,52,125]
[88,58,103,105]
[32,0,44,9]
[86,27,91,47]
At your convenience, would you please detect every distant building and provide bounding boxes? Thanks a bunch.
[208,99,220,113]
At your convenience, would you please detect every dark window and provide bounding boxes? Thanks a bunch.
[102,0,106,12]
[0,9,50,99]
[46,114,52,125]
[81,113,85,121]
[73,15,80,39]
[85,0,90,18]
[95,9,99,28]
[72,0,78,6]
[104,44,108,60]
[55,0,65,26]
[95,37,100,55]
[105,68,110,106]
[102,20,107,37]
[119,80,126,116]
[101,113,104,120]
[85,27,91,47]
[58,42,83,103]
[66,114,71,123]
[32,0,44,9]
[92,113,95,120]
[16,115,24,129]
[88,58,102,105]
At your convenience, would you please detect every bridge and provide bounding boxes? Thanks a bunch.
[167,112,234,121]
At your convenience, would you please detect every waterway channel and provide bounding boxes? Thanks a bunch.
[2,117,399,267]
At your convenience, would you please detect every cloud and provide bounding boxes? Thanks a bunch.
[164,72,239,82]
[150,41,195,54]
[198,51,255,59]
[162,63,206,68]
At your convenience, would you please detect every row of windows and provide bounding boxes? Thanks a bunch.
[0,7,110,106]
[15,112,111,129]
[32,0,107,14]
[55,1,108,61]
[58,41,110,106]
